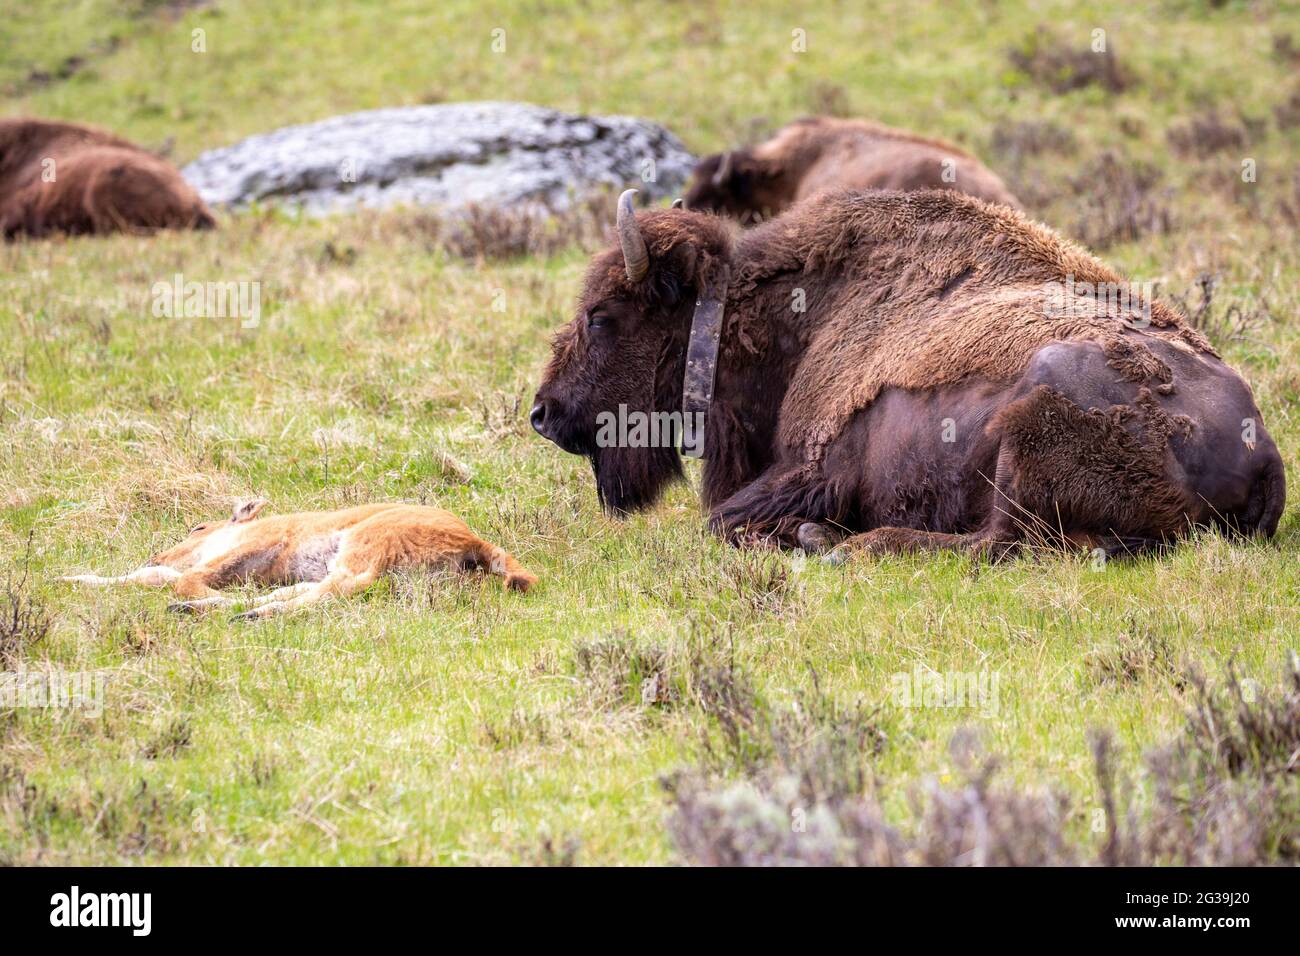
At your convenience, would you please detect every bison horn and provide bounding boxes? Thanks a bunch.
[712,151,734,187]
[616,188,649,282]
[672,198,684,209]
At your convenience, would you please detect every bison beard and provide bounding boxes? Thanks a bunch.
[534,188,1285,558]
[592,443,683,516]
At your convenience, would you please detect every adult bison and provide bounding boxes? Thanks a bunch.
[685,116,1021,224]
[0,118,215,239]
[531,189,1285,559]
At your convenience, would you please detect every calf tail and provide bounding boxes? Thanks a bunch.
[471,541,537,592]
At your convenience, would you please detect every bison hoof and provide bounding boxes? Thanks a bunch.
[966,537,1018,562]
[797,522,837,555]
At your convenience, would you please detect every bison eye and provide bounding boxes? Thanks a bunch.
[587,309,611,330]
[190,524,208,535]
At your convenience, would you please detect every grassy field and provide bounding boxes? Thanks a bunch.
[2,0,1299,864]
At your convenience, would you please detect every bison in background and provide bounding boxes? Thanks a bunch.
[685,116,1022,223]
[0,118,215,239]
[531,189,1284,560]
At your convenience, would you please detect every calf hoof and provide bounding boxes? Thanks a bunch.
[230,608,263,622]
[797,522,837,555]
[168,601,202,615]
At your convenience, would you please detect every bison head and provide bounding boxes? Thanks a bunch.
[683,150,784,224]
[531,190,732,515]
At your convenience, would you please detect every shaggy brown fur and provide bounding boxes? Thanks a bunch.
[685,117,1022,223]
[61,500,536,619]
[738,189,1209,456]
[0,118,215,239]
[532,189,1285,558]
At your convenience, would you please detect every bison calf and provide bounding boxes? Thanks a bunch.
[0,118,215,239]
[685,116,1021,223]
[62,500,536,620]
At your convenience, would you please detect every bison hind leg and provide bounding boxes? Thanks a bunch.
[1091,534,1177,559]
[987,383,1193,544]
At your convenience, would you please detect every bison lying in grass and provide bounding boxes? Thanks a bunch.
[0,118,215,239]
[684,116,1022,223]
[62,500,536,620]
[531,189,1284,560]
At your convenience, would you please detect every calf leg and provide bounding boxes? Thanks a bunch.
[171,582,318,616]
[165,541,293,613]
[61,566,181,587]
[165,571,234,614]
[231,567,380,621]
[246,583,317,606]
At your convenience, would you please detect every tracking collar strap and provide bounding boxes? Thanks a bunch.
[681,265,730,460]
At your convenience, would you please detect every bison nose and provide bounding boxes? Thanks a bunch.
[529,402,549,437]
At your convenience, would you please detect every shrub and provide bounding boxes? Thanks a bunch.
[1067,151,1173,249]
[667,660,1300,866]
[571,627,749,713]
[1158,273,1272,345]
[1166,111,1247,158]
[1008,28,1131,94]
[399,193,612,262]
[0,563,51,670]
[988,119,1077,163]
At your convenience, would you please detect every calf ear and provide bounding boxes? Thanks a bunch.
[230,498,269,523]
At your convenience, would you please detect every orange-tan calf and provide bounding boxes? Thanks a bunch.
[62,500,537,620]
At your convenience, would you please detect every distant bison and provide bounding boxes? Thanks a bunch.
[685,116,1021,223]
[0,118,214,239]
[531,189,1284,560]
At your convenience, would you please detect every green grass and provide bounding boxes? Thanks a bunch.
[2,0,1299,864]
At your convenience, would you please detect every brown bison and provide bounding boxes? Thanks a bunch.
[684,116,1021,223]
[531,189,1285,560]
[0,118,214,239]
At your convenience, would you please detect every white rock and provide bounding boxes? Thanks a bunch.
[182,101,696,214]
